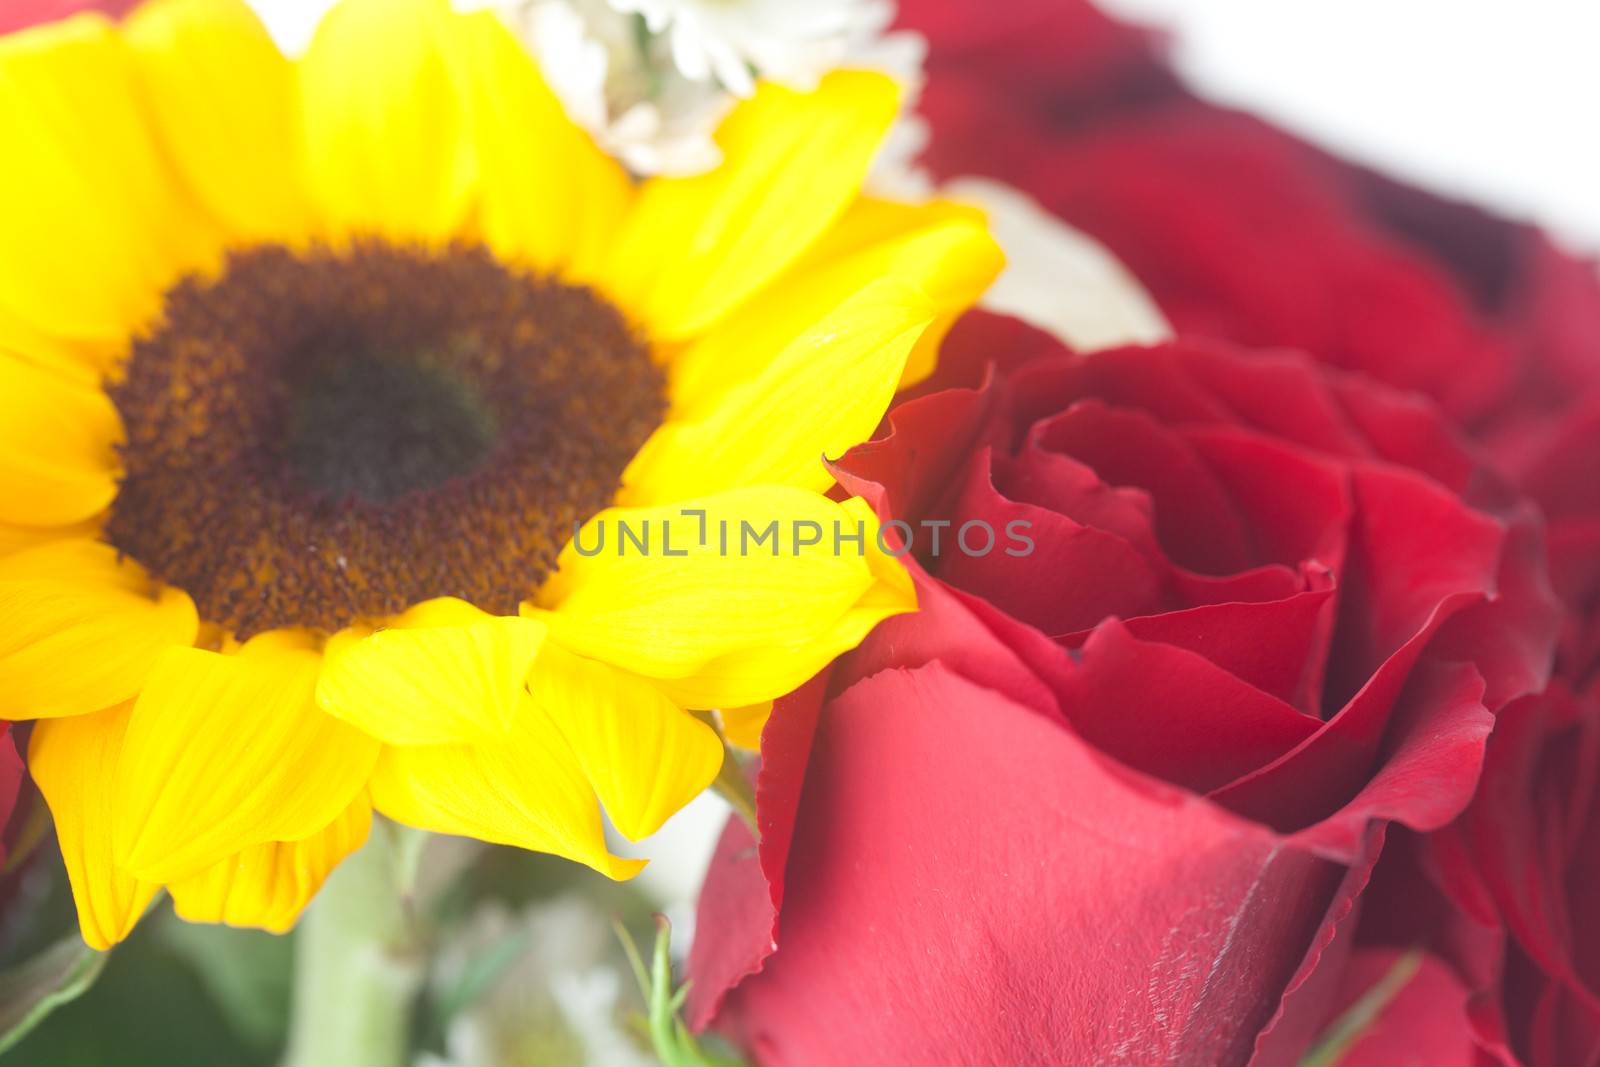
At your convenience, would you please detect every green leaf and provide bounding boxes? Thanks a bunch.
[0,934,108,1056]
[1299,949,1425,1067]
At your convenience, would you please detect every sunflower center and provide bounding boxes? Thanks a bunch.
[106,241,665,639]
[285,349,500,502]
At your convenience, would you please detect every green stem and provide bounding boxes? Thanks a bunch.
[281,825,426,1067]
[711,744,759,836]
[693,712,759,836]
[1298,949,1424,1067]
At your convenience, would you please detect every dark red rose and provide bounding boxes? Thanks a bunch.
[872,6,1600,1061]
[1376,681,1600,1067]
[1333,685,1600,1067]
[899,0,1177,124]
[0,0,139,34]
[1489,395,1600,684]
[687,317,1560,1065]
[903,0,1600,787]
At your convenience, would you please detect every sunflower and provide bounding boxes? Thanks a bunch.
[0,0,1000,949]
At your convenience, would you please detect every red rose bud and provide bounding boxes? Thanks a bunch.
[686,317,1562,1065]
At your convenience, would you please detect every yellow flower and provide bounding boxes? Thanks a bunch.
[0,0,1001,949]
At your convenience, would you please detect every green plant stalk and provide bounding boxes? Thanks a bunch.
[711,751,759,836]
[617,917,749,1067]
[281,825,426,1067]
[693,712,758,836]
[1298,949,1424,1067]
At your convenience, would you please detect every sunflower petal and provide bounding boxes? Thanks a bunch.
[317,598,547,746]
[115,634,380,882]
[450,9,630,281]
[529,491,915,707]
[370,698,642,880]
[298,0,476,243]
[0,353,121,527]
[123,0,312,243]
[0,302,118,385]
[0,14,218,357]
[603,69,901,341]
[29,704,161,951]
[719,703,772,751]
[0,540,199,721]
[531,643,722,842]
[666,198,1002,416]
[0,521,96,559]
[168,795,372,934]
[624,279,933,503]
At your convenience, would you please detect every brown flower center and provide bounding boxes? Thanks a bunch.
[105,241,664,638]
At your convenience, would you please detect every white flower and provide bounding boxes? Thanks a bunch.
[611,0,896,96]
[488,0,924,177]
[944,179,1174,353]
[490,0,729,175]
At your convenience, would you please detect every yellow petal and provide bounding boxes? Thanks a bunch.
[0,302,119,385]
[719,703,771,751]
[297,0,476,243]
[0,352,121,527]
[370,701,642,880]
[531,643,722,842]
[168,795,372,934]
[794,196,1004,387]
[603,70,901,341]
[529,490,915,708]
[0,521,97,559]
[317,598,547,746]
[0,14,219,358]
[449,9,631,281]
[123,0,313,243]
[0,540,199,720]
[29,704,161,951]
[115,633,380,882]
[654,576,902,708]
[667,197,1002,416]
[623,279,933,504]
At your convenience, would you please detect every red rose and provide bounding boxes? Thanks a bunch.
[1490,395,1600,682]
[1424,682,1600,1066]
[1342,682,1600,1066]
[687,317,1561,1064]
[897,0,1600,439]
[900,0,1176,120]
[872,6,1600,1061]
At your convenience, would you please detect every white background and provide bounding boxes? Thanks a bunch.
[1099,0,1600,249]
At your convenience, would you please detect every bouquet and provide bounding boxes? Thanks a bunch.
[0,1,1594,1064]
